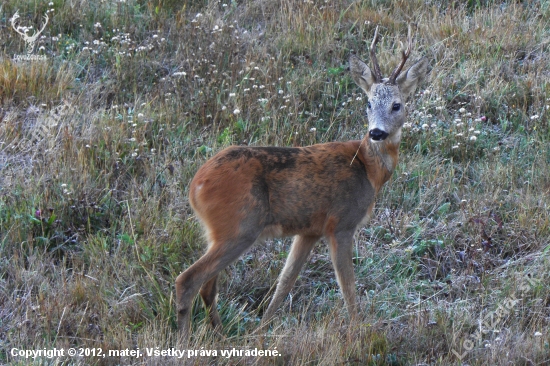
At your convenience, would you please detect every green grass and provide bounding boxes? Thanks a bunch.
[1,0,549,365]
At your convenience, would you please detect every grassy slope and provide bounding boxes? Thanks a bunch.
[0,0,549,364]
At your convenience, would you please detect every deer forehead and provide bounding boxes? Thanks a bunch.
[368,83,402,106]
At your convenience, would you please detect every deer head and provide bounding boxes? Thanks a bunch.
[350,26,428,144]
[10,11,49,55]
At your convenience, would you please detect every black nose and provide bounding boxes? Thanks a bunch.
[369,128,389,141]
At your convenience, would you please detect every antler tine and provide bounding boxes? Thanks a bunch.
[41,13,50,32]
[369,26,383,83]
[388,24,413,84]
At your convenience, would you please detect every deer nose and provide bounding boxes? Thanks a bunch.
[369,128,389,141]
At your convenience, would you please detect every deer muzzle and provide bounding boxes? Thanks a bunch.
[369,128,389,141]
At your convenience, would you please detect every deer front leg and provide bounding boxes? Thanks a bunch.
[328,230,358,320]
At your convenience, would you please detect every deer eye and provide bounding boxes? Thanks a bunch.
[392,103,401,111]
[367,101,372,109]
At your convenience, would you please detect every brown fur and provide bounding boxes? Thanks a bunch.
[190,140,394,240]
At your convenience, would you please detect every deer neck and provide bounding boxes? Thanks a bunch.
[359,131,400,193]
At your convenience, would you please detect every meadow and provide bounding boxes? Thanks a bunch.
[0,0,549,364]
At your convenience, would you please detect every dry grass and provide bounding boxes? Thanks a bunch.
[1,0,549,365]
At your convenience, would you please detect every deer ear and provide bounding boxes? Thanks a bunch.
[396,58,429,99]
[350,55,377,93]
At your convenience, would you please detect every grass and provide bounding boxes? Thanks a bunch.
[1,0,549,365]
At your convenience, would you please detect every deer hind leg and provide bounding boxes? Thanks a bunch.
[262,235,320,326]
[176,230,261,337]
[328,230,358,320]
[199,275,221,330]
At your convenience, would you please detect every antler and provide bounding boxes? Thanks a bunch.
[369,26,383,83]
[388,24,413,84]
[26,13,49,44]
[10,11,27,38]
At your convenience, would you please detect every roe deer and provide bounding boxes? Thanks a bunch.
[176,26,429,337]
